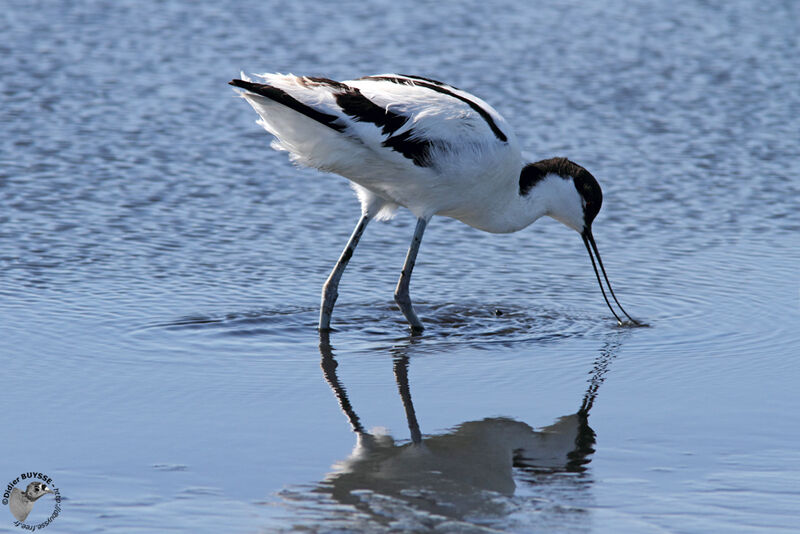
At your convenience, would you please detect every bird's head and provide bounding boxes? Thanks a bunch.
[520,157,639,325]
[24,482,54,502]
[520,157,601,234]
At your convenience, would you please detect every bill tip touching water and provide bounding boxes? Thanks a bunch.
[229,73,641,330]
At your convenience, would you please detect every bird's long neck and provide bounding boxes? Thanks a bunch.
[441,161,574,233]
[467,195,540,234]
[457,167,550,234]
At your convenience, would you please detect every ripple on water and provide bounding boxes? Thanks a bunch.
[132,299,618,356]
[2,1,800,533]
[636,239,798,360]
[276,467,594,533]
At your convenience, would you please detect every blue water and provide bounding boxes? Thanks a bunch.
[1,0,799,532]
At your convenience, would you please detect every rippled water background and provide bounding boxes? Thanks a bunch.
[2,0,799,532]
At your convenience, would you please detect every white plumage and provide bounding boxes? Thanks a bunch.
[235,73,520,226]
[230,73,638,330]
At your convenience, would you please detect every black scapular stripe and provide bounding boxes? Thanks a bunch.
[232,78,435,167]
[229,79,345,132]
[334,88,433,167]
[396,74,454,88]
[382,130,433,167]
[362,75,508,142]
[334,88,408,136]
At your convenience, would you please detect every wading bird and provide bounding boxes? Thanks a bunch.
[230,73,637,331]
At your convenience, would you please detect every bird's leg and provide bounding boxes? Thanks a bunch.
[320,214,370,331]
[394,217,427,331]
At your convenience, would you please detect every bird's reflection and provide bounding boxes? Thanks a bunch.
[306,333,623,525]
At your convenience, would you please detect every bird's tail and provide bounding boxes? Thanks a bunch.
[230,72,362,172]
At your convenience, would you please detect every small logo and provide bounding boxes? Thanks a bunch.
[3,473,61,530]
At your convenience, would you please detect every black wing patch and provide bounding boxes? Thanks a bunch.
[334,88,408,136]
[232,77,436,167]
[382,130,433,167]
[230,79,345,132]
[362,75,508,143]
[332,87,433,167]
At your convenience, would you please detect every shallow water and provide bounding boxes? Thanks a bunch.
[1,0,799,532]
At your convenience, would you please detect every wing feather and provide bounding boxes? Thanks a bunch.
[231,73,516,168]
[230,73,523,219]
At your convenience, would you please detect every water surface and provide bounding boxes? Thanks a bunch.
[1,0,798,532]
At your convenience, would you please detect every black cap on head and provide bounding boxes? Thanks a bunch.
[520,157,603,230]
[572,168,602,229]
